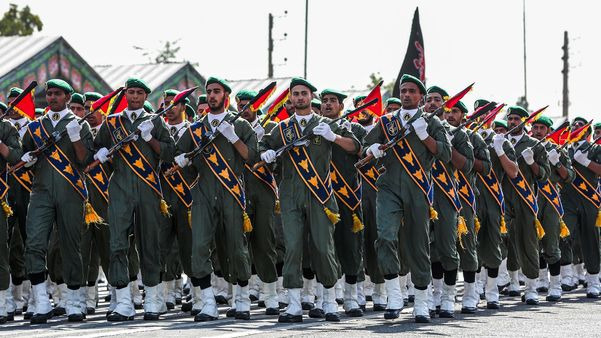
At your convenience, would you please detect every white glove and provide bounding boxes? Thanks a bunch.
[217,121,239,144]
[412,117,429,140]
[574,150,592,167]
[548,148,561,166]
[21,151,37,167]
[94,147,110,164]
[341,120,352,132]
[492,134,506,156]
[521,147,535,165]
[253,124,265,141]
[174,153,190,168]
[66,119,82,142]
[261,149,277,164]
[138,120,154,142]
[367,143,384,159]
[313,122,336,142]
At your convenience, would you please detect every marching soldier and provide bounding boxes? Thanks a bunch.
[69,93,86,118]
[93,78,176,321]
[21,79,94,323]
[174,77,257,321]
[259,78,360,323]
[363,75,452,322]
[196,94,208,120]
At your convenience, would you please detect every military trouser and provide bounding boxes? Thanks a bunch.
[273,213,285,267]
[25,187,85,287]
[375,185,431,288]
[190,184,251,284]
[1,210,9,290]
[159,201,192,280]
[279,186,339,289]
[47,228,63,283]
[247,187,278,284]
[429,191,459,272]
[506,201,539,279]
[81,224,110,285]
[537,197,561,265]
[333,201,364,279]
[163,241,183,281]
[562,194,600,274]
[362,185,384,283]
[107,180,164,288]
[458,206,479,272]
[8,223,26,283]
[476,189,503,269]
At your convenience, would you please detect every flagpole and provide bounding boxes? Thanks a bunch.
[522,0,528,108]
[304,0,308,78]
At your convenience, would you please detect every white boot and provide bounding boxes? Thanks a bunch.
[523,278,539,304]
[236,284,251,313]
[111,285,135,319]
[497,258,510,287]
[276,276,288,306]
[263,281,279,311]
[164,280,176,308]
[537,268,549,292]
[363,277,374,299]
[343,282,361,314]
[461,282,478,312]
[191,286,203,313]
[476,269,486,298]
[440,283,456,316]
[11,282,25,314]
[56,283,68,311]
[412,288,430,322]
[372,283,387,308]
[431,278,443,311]
[357,281,366,308]
[65,288,84,319]
[5,283,16,316]
[25,283,36,317]
[575,263,585,285]
[399,274,408,303]
[143,284,164,317]
[0,289,7,319]
[560,264,574,290]
[284,288,302,316]
[335,278,344,302]
[546,274,562,301]
[130,281,143,308]
[85,284,97,312]
[108,286,117,313]
[33,282,53,316]
[301,277,316,306]
[485,276,500,307]
[508,270,521,295]
[407,273,415,301]
[249,275,260,301]
[174,278,183,303]
[586,273,600,298]
[314,283,324,310]
[384,277,403,310]
[322,286,339,319]
[197,287,218,319]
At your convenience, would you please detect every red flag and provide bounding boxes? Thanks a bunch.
[350,82,383,120]
[466,101,495,120]
[172,86,198,107]
[250,82,277,113]
[546,121,570,145]
[443,83,474,112]
[262,88,289,126]
[478,103,506,129]
[566,120,592,144]
[91,87,123,115]
[272,107,290,123]
[10,90,36,120]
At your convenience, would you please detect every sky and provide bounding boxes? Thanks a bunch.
[3,0,600,122]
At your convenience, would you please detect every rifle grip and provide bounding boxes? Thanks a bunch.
[355,154,374,169]
[252,161,266,172]
[84,160,100,174]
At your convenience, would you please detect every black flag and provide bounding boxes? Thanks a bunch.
[392,7,425,98]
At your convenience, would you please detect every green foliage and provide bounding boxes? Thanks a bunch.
[0,4,43,36]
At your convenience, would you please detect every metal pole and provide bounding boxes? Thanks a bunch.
[522,0,528,106]
[561,31,569,118]
[304,0,308,78]
[268,13,274,78]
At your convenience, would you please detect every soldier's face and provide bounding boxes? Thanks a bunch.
[386,103,401,113]
[196,103,208,116]
[531,123,549,140]
[399,83,422,110]
[443,107,463,127]
[573,121,585,130]
[237,99,256,122]
[206,84,227,113]
[166,102,185,123]
[69,103,85,118]
[320,94,342,119]
[507,114,523,135]
[46,88,70,111]
[85,101,103,128]
[494,126,507,134]
[7,96,21,119]
[163,96,175,109]
[125,88,147,110]
[424,93,443,114]
[290,85,312,112]
[595,128,601,140]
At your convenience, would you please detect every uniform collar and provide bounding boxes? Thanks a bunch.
[207,111,227,130]
[91,124,101,137]
[397,108,419,126]
[364,123,376,134]
[249,116,260,128]
[294,112,314,129]
[8,117,28,130]
[508,132,525,145]
[168,120,187,136]
[47,108,71,127]
[123,108,145,122]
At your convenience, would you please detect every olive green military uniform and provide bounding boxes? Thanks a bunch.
[23,112,93,288]
[259,114,360,289]
[176,112,257,285]
[503,133,549,279]
[0,120,23,291]
[361,156,384,284]
[363,110,451,288]
[94,110,175,288]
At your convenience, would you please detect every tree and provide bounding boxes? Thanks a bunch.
[134,39,182,64]
[368,72,394,93]
[0,4,43,36]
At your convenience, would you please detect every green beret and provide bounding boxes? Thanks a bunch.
[35,108,45,115]
[353,95,366,105]
[386,97,402,106]
[164,89,179,98]
[70,93,84,105]
[573,116,588,125]
[594,122,601,129]
[206,76,232,93]
[143,101,154,113]
[506,106,529,118]
[400,74,426,94]
[125,78,151,94]
[197,94,207,106]
[185,104,195,118]
[311,98,322,109]
[7,87,23,99]
[290,77,317,92]
[492,120,508,129]
[320,89,347,102]
[454,101,468,114]
[0,102,7,111]
[427,85,449,99]
[236,89,257,102]
[83,92,102,102]
[532,115,553,128]
[46,79,74,94]
[474,99,490,111]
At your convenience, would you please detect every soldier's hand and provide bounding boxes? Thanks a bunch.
[66,120,82,142]
[492,134,506,156]
[261,150,277,164]
[217,121,240,144]
[413,117,429,140]
[521,147,534,165]
[174,153,190,168]
[138,120,154,142]
[21,151,37,167]
[548,149,561,166]
[341,120,352,132]
[94,147,110,163]
[313,122,336,142]
[253,123,265,141]
[574,150,591,167]
[367,143,384,159]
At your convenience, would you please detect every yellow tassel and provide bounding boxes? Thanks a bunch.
[160,199,171,217]
[1,201,13,218]
[457,216,468,249]
[187,209,192,229]
[274,199,281,214]
[474,216,481,234]
[500,217,507,234]
[324,207,340,225]
[596,210,601,228]
[535,218,545,240]
[430,206,439,221]
[559,219,570,238]
[351,213,364,233]
[84,201,103,225]
[243,211,253,233]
